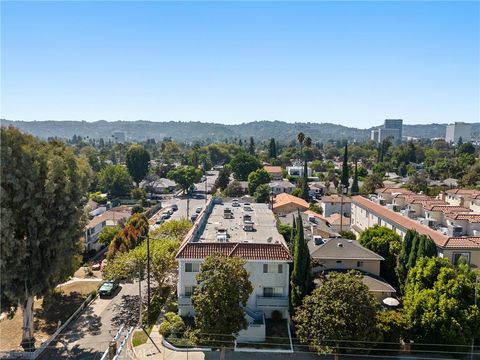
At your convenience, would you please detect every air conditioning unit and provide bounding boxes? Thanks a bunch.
[473,229,480,236]
[387,204,400,212]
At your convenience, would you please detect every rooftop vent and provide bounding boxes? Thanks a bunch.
[337,243,343,248]
[267,237,273,243]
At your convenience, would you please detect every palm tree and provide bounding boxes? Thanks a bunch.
[304,136,312,149]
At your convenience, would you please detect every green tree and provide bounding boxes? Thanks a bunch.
[359,225,401,286]
[1,127,89,347]
[126,144,150,186]
[341,143,349,188]
[98,164,133,197]
[149,219,192,241]
[223,180,244,197]
[97,226,121,245]
[360,173,384,195]
[214,168,230,191]
[395,229,415,293]
[104,237,179,290]
[339,230,356,240]
[457,142,475,155]
[351,161,359,195]
[403,257,480,346]
[290,212,312,310]
[229,153,261,181]
[294,271,380,355]
[376,310,408,344]
[254,183,271,203]
[192,254,253,358]
[268,138,277,159]
[248,137,255,155]
[247,168,271,195]
[167,166,202,194]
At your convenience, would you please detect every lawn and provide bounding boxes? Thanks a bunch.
[132,326,153,347]
[0,281,100,351]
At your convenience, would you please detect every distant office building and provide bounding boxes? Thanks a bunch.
[445,122,471,144]
[371,119,403,144]
[112,131,127,143]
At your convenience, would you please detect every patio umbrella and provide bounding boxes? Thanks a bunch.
[383,297,400,307]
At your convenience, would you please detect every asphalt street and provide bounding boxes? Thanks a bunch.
[39,281,144,360]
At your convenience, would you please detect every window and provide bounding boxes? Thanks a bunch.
[336,260,342,264]
[357,261,364,267]
[263,287,283,297]
[185,286,197,297]
[263,264,283,273]
[452,252,470,265]
[185,263,200,273]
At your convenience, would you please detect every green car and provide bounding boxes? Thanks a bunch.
[98,280,119,298]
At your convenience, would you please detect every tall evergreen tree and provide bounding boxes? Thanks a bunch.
[268,138,277,159]
[248,137,255,155]
[126,144,150,186]
[290,215,297,254]
[396,229,415,293]
[341,143,349,189]
[291,212,312,311]
[351,161,359,195]
[301,160,309,201]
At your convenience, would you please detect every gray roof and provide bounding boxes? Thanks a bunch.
[310,238,384,261]
[269,180,295,188]
[362,275,396,293]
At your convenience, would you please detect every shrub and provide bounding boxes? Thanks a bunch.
[159,312,186,337]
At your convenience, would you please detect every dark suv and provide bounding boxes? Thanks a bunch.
[98,280,119,298]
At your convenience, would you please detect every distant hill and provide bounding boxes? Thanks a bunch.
[1,119,479,143]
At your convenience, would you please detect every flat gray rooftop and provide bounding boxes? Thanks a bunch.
[198,202,285,245]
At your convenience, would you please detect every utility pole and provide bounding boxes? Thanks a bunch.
[146,234,150,322]
[471,274,479,360]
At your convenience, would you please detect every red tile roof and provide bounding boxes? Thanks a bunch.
[273,193,309,210]
[446,213,480,223]
[352,196,449,247]
[446,189,480,196]
[443,237,480,249]
[322,195,352,203]
[176,242,292,261]
[303,210,328,223]
[423,205,471,213]
[263,166,282,174]
[376,188,413,195]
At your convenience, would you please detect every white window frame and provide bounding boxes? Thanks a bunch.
[185,263,200,273]
[263,287,284,297]
[184,286,197,297]
[263,264,283,273]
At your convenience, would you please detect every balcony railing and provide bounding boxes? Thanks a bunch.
[178,296,192,306]
[256,296,289,308]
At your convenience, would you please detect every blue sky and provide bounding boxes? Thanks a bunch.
[1,1,479,128]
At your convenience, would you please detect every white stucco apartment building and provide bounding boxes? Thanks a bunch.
[176,199,292,343]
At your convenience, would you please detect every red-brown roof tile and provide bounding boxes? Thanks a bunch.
[352,196,449,247]
[273,193,309,210]
[446,189,480,196]
[376,188,413,195]
[443,237,480,249]
[176,242,292,261]
[423,205,471,213]
[446,213,480,223]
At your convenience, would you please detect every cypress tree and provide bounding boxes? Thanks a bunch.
[290,215,296,254]
[341,143,349,189]
[396,229,416,293]
[301,160,309,201]
[407,233,420,271]
[269,138,277,159]
[351,161,359,195]
[290,212,312,311]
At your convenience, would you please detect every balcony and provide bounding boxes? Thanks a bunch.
[178,296,192,306]
[256,296,289,308]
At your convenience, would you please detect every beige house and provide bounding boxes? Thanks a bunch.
[310,238,383,276]
[351,196,480,268]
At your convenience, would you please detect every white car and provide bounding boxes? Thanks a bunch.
[195,207,202,214]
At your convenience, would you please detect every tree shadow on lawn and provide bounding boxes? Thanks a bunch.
[34,291,87,335]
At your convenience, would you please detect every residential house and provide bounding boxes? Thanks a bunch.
[84,206,131,251]
[286,165,312,178]
[444,189,480,209]
[308,182,326,199]
[269,180,295,196]
[272,193,309,215]
[325,213,352,233]
[320,195,352,217]
[140,178,177,194]
[263,166,283,181]
[176,199,292,343]
[309,238,383,276]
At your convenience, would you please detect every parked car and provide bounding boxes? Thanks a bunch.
[190,213,198,222]
[161,213,170,220]
[98,280,119,298]
[232,199,240,207]
[195,207,202,213]
[155,218,163,225]
[171,204,178,211]
[167,208,174,215]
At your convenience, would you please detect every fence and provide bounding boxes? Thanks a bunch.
[0,292,97,360]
